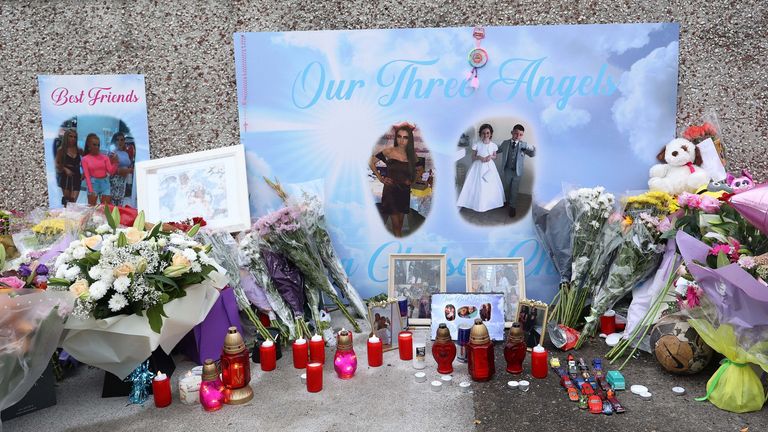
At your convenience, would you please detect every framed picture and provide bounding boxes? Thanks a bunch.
[368,301,405,352]
[465,257,525,326]
[430,293,506,341]
[387,254,446,326]
[136,145,251,232]
[516,300,549,350]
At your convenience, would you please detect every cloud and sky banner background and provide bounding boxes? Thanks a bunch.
[234,23,679,301]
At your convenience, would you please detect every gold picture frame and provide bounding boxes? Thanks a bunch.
[387,253,447,326]
[465,257,525,326]
[367,300,404,352]
[515,300,549,350]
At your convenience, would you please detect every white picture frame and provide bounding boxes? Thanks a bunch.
[465,257,526,327]
[136,145,251,232]
[387,253,447,326]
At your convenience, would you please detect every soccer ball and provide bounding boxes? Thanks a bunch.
[649,314,713,375]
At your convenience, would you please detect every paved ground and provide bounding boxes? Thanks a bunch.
[474,338,768,432]
[4,322,765,432]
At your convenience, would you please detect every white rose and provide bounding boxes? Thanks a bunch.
[55,266,67,278]
[157,238,167,247]
[113,263,135,278]
[81,235,103,250]
[122,227,145,245]
[69,279,90,299]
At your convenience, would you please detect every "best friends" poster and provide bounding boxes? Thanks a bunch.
[39,74,150,209]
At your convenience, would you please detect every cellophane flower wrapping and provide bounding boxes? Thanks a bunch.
[578,217,663,344]
[239,231,298,339]
[0,290,73,424]
[550,186,616,327]
[677,229,768,412]
[252,200,361,333]
[531,199,572,283]
[291,188,368,322]
[687,296,768,413]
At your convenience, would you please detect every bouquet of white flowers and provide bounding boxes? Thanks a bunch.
[49,207,223,333]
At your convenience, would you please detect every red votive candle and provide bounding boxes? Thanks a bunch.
[600,310,617,334]
[367,335,383,367]
[309,334,325,364]
[398,331,413,360]
[260,340,277,371]
[292,338,308,369]
[306,362,323,393]
[152,371,172,408]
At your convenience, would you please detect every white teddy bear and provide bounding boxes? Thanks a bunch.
[648,138,710,195]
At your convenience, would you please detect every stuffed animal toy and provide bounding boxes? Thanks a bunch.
[726,169,755,193]
[648,138,710,195]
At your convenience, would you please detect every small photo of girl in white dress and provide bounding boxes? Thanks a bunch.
[456,123,505,212]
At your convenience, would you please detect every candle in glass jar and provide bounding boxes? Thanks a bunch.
[152,371,172,408]
[292,338,308,369]
[306,362,323,393]
[179,372,202,405]
[260,340,277,371]
[367,335,383,367]
[309,334,325,364]
[398,331,413,360]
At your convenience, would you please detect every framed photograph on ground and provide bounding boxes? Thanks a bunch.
[516,300,549,350]
[430,293,505,341]
[466,257,525,326]
[368,301,404,352]
[388,254,446,326]
[136,145,251,232]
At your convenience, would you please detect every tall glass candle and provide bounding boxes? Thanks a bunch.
[398,331,413,360]
[413,333,426,370]
[260,340,277,371]
[292,338,308,369]
[367,335,383,367]
[467,319,495,382]
[309,334,325,364]
[152,371,172,408]
[306,362,323,393]
[432,323,457,374]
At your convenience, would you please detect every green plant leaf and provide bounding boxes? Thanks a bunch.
[47,277,71,286]
[133,211,146,230]
[117,232,128,248]
[104,205,116,230]
[146,303,167,334]
[145,273,179,290]
[187,224,201,237]
[716,251,730,268]
[112,207,121,228]
[0,245,5,270]
[147,222,162,239]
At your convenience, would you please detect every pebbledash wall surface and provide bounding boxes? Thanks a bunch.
[0,2,765,226]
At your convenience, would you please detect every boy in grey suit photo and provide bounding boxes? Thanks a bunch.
[497,124,535,218]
